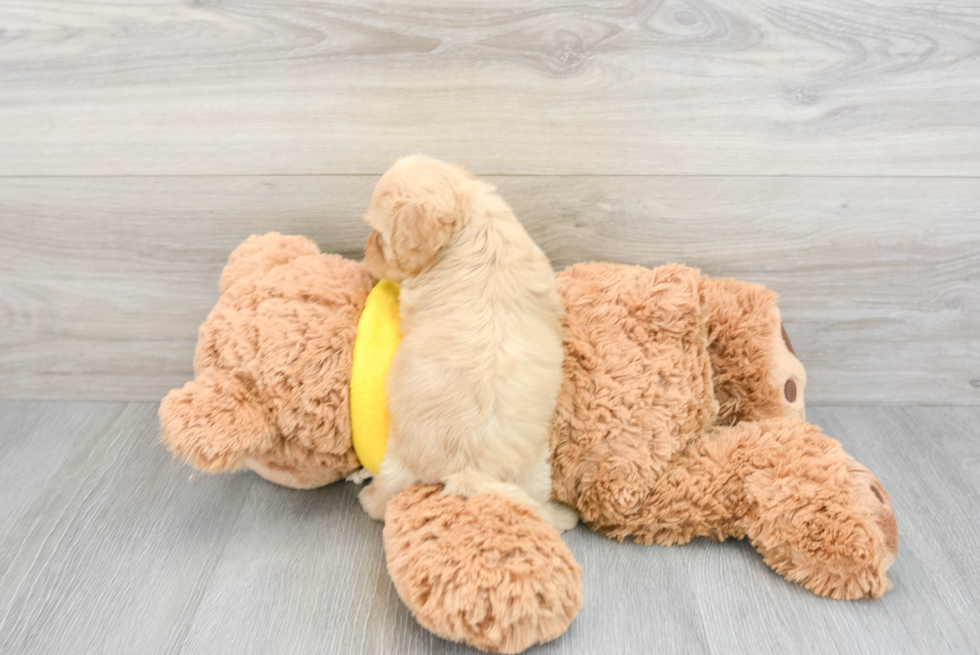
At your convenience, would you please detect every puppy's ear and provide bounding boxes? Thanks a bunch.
[389,198,456,277]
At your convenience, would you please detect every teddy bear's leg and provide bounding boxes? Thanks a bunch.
[702,276,807,424]
[159,369,276,474]
[645,418,897,599]
[383,484,583,654]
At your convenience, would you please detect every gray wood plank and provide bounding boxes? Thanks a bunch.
[177,480,441,655]
[684,406,980,655]
[0,401,255,655]
[1,1,979,176]
[553,406,980,655]
[1,175,977,404]
[1,403,977,655]
[0,401,125,538]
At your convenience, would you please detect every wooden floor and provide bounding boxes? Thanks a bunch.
[0,401,977,654]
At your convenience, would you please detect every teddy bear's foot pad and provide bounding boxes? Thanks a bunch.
[383,484,583,654]
[740,420,899,600]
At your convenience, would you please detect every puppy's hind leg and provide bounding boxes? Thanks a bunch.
[541,501,579,533]
[358,455,415,522]
[443,470,578,533]
[518,456,579,532]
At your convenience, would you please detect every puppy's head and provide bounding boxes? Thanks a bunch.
[363,154,475,281]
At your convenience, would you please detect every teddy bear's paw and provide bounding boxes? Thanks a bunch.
[746,445,898,600]
[842,457,899,582]
[159,371,275,473]
[787,457,897,600]
[384,484,582,654]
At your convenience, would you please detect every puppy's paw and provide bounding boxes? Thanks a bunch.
[358,482,387,521]
[346,468,373,485]
[544,502,579,533]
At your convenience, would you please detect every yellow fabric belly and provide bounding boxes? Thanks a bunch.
[350,279,401,475]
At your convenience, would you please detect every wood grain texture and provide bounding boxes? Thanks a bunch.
[1,175,977,403]
[0,402,977,654]
[1,1,979,176]
[0,401,256,654]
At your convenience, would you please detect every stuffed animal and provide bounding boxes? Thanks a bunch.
[160,233,898,654]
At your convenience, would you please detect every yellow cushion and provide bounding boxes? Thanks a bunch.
[350,279,401,474]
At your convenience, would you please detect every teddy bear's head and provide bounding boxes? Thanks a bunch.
[159,233,376,489]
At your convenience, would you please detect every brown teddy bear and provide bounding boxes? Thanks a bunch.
[160,232,898,654]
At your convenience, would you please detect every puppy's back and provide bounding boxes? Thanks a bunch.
[388,194,563,481]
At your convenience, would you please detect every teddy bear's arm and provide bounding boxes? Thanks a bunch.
[159,368,275,474]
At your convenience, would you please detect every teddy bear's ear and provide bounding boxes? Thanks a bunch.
[219,233,321,294]
[159,370,276,473]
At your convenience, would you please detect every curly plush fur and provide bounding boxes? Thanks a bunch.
[160,233,374,488]
[384,484,583,654]
[545,261,894,599]
[160,233,898,653]
[703,276,806,425]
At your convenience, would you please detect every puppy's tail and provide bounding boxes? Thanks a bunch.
[442,471,578,533]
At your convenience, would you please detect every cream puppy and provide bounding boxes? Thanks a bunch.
[358,155,577,532]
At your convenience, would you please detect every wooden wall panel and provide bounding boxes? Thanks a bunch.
[1,175,976,403]
[1,1,978,176]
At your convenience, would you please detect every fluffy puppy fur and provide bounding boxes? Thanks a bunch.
[359,155,577,532]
